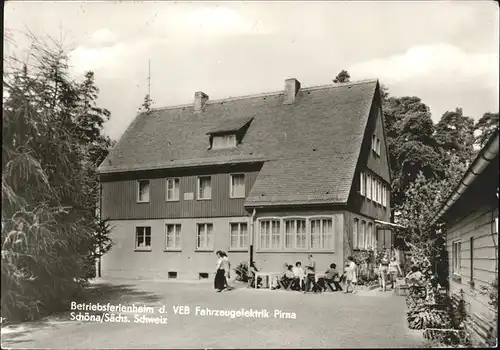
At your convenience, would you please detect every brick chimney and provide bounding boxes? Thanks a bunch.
[194,91,209,112]
[283,78,301,104]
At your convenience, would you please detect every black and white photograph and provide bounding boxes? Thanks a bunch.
[2,1,499,348]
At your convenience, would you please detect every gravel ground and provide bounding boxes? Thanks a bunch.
[1,278,423,349]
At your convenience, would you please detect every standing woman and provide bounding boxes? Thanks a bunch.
[214,250,225,292]
[389,256,402,289]
[379,252,390,292]
[221,251,233,291]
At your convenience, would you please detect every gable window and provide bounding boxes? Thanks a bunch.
[165,224,181,250]
[360,172,366,196]
[230,222,248,249]
[452,240,461,276]
[166,178,180,201]
[284,219,307,249]
[230,174,245,198]
[372,134,377,152]
[137,180,150,203]
[376,138,381,155]
[212,134,237,149]
[310,218,333,249]
[260,219,280,249]
[135,226,151,250]
[353,218,359,249]
[366,174,372,200]
[197,223,213,250]
[197,176,212,200]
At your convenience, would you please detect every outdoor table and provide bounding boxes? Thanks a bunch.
[254,271,282,289]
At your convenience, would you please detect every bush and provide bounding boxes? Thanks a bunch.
[234,262,249,282]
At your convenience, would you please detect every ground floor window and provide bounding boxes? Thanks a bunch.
[165,224,181,250]
[136,226,151,250]
[230,222,248,249]
[258,216,337,251]
[197,223,213,250]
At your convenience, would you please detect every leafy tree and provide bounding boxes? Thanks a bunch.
[333,69,351,83]
[474,112,499,149]
[434,108,475,164]
[138,93,154,114]
[2,33,112,321]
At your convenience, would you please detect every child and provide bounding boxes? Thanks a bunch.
[344,256,357,294]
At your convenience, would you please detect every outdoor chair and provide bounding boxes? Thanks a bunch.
[278,278,293,291]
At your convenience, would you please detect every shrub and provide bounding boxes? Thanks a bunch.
[234,262,249,282]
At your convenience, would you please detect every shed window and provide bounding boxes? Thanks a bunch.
[452,240,461,276]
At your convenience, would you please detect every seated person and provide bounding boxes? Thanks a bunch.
[324,263,342,291]
[279,265,295,289]
[292,261,306,291]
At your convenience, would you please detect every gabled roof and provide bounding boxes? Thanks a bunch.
[98,79,379,206]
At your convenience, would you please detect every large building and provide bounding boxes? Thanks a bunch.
[431,131,498,346]
[97,78,394,280]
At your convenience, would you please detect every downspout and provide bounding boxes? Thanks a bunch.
[250,209,256,268]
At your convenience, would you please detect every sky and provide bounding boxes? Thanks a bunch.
[4,1,499,141]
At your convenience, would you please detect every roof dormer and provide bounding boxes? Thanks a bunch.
[206,116,253,150]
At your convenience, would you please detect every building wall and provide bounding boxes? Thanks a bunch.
[446,204,498,345]
[100,164,261,220]
[251,207,345,272]
[102,217,250,280]
[349,92,391,222]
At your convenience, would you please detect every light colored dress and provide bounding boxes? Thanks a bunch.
[346,261,357,283]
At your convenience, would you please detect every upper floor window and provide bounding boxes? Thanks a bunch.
[136,226,151,250]
[230,222,248,250]
[197,176,212,200]
[137,180,150,203]
[366,174,372,200]
[230,174,245,198]
[371,134,381,156]
[166,178,180,201]
[197,223,213,250]
[165,224,181,250]
[259,219,281,249]
[212,134,237,149]
[284,219,307,249]
[360,173,366,196]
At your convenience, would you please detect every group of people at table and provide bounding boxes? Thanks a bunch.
[247,254,359,293]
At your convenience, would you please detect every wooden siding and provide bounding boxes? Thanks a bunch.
[446,203,498,346]
[348,89,391,221]
[101,164,261,220]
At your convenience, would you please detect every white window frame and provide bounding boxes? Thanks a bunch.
[366,174,372,200]
[135,226,152,251]
[360,220,367,250]
[309,216,334,250]
[196,222,214,251]
[197,176,212,200]
[229,174,245,199]
[353,218,359,249]
[165,223,181,251]
[360,172,365,196]
[283,217,307,250]
[258,217,282,250]
[212,134,237,149]
[452,240,462,276]
[372,134,376,152]
[367,222,374,250]
[229,221,249,251]
[137,180,150,203]
[165,178,180,202]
